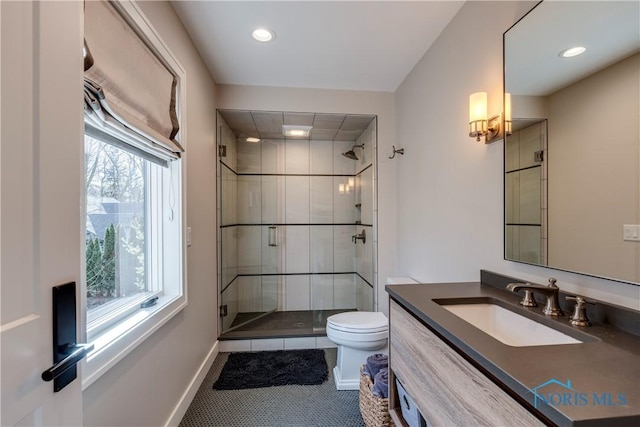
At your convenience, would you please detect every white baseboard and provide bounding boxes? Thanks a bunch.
[164,340,219,427]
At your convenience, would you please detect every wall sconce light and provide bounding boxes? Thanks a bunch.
[469,92,502,144]
[504,92,512,136]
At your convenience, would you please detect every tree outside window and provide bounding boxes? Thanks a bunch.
[85,135,147,310]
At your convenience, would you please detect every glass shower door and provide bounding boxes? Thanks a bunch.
[219,125,280,334]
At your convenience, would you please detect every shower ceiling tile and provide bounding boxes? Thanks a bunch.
[341,115,374,131]
[219,110,256,132]
[259,132,286,140]
[220,109,377,142]
[334,129,363,141]
[310,129,338,140]
[284,112,315,126]
[313,113,346,130]
[252,111,284,133]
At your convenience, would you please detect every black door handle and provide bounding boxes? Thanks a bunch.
[41,343,93,382]
[43,282,92,392]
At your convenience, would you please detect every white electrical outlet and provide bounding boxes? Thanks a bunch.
[623,225,640,242]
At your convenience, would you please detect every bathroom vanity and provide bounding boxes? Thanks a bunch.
[386,271,640,427]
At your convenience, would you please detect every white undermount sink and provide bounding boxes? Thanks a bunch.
[441,303,582,347]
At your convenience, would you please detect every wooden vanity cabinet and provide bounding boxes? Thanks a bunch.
[388,300,545,427]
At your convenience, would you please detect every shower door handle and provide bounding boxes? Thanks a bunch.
[268,226,278,246]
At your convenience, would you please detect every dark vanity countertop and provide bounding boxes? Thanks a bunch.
[386,281,640,427]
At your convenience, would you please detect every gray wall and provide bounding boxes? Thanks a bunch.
[82,1,219,426]
[548,53,639,283]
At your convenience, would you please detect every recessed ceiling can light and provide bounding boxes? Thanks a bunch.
[246,137,261,143]
[559,46,586,58]
[252,28,275,42]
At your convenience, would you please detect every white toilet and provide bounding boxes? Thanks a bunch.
[326,277,418,390]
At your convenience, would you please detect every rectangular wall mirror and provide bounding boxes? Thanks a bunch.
[504,1,639,284]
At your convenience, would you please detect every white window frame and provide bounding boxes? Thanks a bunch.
[81,0,188,390]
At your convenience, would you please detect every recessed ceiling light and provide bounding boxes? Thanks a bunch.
[559,46,586,58]
[246,137,261,143]
[282,125,313,137]
[252,28,275,43]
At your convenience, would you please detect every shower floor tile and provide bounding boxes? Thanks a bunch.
[221,309,353,340]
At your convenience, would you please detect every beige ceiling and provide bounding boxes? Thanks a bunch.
[506,1,640,96]
[219,110,375,141]
[171,1,464,92]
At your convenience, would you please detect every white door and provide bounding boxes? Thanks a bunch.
[1,1,85,425]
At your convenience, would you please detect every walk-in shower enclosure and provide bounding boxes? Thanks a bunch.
[217,110,377,337]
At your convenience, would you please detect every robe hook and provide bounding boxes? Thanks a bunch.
[388,146,405,159]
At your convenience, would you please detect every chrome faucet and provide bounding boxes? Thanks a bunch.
[506,278,564,316]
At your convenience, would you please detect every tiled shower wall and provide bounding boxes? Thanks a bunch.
[218,114,376,332]
[355,119,376,311]
[505,120,547,265]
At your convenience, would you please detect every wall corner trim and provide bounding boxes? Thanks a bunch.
[164,341,219,427]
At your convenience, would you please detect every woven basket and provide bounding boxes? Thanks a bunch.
[359,365,395,427]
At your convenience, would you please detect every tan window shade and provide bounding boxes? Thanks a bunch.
[84,0,182,158]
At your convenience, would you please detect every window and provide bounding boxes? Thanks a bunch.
[82,130,184,386]
[81,0,187,388]
[85,135,154,339]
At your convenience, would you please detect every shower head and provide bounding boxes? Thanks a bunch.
[342,150,358,160]
[341,143,364,161]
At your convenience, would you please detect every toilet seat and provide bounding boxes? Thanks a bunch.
[327,312,388,333]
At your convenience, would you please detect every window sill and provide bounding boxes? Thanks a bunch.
[82,293,186,390]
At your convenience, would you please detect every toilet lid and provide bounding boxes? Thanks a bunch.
[327,311,388,333]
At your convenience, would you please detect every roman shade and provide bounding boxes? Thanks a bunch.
[83,0,182,163]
